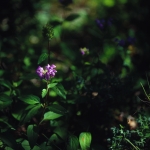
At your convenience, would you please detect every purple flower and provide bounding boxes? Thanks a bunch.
[114,37,135,47]
[127,37,135,45]
[96,18,113,30]
[96,19,105,30]
[36,64,57,80]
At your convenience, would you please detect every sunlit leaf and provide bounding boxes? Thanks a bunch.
[48,83,58,89]
[0,94,13,109]
[38,53,48,64]
[79,132,92,150]
[42,89,47,98]
[43,111,63,121]
[19,95,40,104]
[27,124,39,149]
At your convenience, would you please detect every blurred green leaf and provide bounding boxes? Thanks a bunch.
[40,142,53,150]
[27,124,39,149]
[53,127,68,140]
[67,135,79,150]
[20,104,42,124]
[0,94,13,109]
[0,79,12,89]
[48,134,62,144]
[79,132,92,150]
[42,89,47,98]
[52,83,67,99]
[65,14,80,21]
[19,95,40,104]
[48,104,67,115]
[37,53,48,64]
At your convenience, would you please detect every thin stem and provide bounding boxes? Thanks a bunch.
[124,138,140,150]
[48,40,50,64]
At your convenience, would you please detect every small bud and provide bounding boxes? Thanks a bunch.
[42,24,54,40]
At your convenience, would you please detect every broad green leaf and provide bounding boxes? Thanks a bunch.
[48,83,58,89]
[52,83,67,99]
[38,53,48,64]
[40,142,53,150]
[19,95,40,104]
[0,94,13,109]
[48,134,62,144]
[48,104,68,115]
[21,140,30,150]
[0,130,18,149]
[67,135,79,150]
[43,111,63,121]
[79,132,92,150]
[42,89,47,98]
[0,79,12,89]
[32,145,41,150]
[53,127,68,140]
[20,104,42,124]
[27,124,39,149]
[12,104,35,121]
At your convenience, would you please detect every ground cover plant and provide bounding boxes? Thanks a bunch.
[1,0,150,149]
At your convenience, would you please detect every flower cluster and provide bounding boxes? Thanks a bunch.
[96,18,113,30]
[36,64,57,80]
[114,37,135,47]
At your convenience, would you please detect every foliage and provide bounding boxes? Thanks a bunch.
[1,0,150,150]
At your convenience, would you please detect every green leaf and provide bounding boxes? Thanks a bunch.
[48,104,68,115]
[53,127,68,140]
[65,14,80,21]
[48,83,58,89]
[21,140,30,150]
[79,132,92,150]
[40,142,53,150]
[67,135,79,150]
[38,53,48,64]
[20,104,42,124]
[0,79,12,89]
[52,83,67,99]
[43,111,63,121]
[48,134,63,144]
[19,95,40,104]
[27,124,39,149]
[0,94,13,109]
[42,89,47,98]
